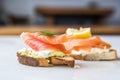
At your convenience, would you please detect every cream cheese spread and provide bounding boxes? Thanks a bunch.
[18,48,65,58]
[71,48,110,56]
[19,48,53,58]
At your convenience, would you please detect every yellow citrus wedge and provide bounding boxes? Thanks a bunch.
[66,27,91,38]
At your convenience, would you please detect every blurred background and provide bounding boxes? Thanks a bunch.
[0,0,120,34]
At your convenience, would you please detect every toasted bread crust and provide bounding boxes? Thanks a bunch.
[17,49,117,67]
[17,53,49,67]
[17,53,39,66]
[68,54,83,60]
[50,57,74,67]
[17,53,75,67]
[69,49,117,61]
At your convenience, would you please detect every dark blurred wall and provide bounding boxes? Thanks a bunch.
[2,0,120,25]
[0,0,6,25]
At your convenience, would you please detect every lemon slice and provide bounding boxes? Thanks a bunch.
[66,27,91,38]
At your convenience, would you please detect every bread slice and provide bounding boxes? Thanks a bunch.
[50,56,74,67]
[17,52,75,67]
[69,49,117,61]
[17,53,50,67]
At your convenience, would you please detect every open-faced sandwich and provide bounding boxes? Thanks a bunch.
[65,28,117,61]
[17,27,117,67]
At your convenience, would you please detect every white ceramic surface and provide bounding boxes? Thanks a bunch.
[0,35,120,80]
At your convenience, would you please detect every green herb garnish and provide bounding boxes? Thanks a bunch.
[39,31,55,36]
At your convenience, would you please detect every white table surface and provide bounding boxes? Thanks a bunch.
[0,35,120,80]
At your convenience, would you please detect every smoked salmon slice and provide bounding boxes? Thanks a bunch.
[20,32,111,54]
[20,32,60,51]
[63,36,111,51]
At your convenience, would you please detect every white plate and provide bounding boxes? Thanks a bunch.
[0,36,120,80]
